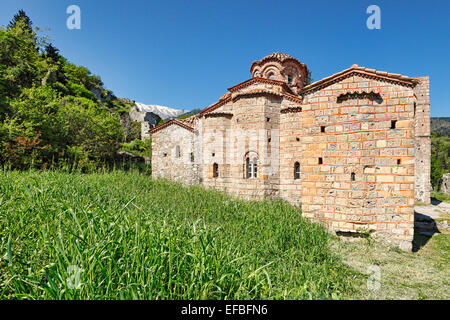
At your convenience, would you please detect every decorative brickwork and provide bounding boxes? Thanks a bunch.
[150,53,431,250]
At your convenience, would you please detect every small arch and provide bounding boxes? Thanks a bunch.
[294,162,300,180]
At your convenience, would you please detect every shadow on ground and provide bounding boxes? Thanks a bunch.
[431,198,442,206]
[413,211,441,252]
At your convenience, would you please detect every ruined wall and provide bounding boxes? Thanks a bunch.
[300,75,416,250]
[414,76,431,203]
[151,125,198,185]
[129,106,159,140]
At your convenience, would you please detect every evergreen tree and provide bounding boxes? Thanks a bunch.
[7,10,33,34]
[45,43,60,63]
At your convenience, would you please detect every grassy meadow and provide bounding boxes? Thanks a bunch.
[0,170,359,300]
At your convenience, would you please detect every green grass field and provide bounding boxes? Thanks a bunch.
[0,170,359,300]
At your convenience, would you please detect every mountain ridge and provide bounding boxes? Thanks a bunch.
[135,102,186,120]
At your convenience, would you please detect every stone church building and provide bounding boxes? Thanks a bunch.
[150,53,431,250]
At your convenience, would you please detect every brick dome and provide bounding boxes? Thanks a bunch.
[250,52,308,90]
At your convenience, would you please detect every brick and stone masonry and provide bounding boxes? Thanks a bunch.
[150,53,431,250]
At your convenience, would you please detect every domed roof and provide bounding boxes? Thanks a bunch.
[250,52,305,74]
[260,52,298,62]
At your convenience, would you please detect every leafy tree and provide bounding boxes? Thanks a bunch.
[0,10,132,170]
[0,28,43,96]
[58,96,123,166]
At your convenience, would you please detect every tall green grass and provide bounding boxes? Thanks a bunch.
[0,170,358,299]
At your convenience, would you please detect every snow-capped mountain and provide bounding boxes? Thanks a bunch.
[135,102,186,120]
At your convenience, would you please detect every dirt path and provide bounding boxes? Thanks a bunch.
[415,199,450,220]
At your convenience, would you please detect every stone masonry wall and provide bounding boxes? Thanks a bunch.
[151,125,198,185]
[300,75,416,250]
[414,76,431,203]
[279,107,303,206]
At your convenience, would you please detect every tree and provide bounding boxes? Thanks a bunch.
[0,29,43,96]
[44,43,60,63]
[7,10,33,34]
[44,43,66,85]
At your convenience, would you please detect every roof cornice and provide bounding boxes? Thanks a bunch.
[227,77,293,93]
[149,118,194,135]
[300,65,420,96]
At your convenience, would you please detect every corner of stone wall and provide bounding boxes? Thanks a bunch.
[414,76,431,204]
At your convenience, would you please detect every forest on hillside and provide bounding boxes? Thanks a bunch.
[430,118,450,190]
[0,10,138,171]
[431,117,450,136]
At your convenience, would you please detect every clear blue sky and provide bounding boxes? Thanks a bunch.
[1,0,449,116]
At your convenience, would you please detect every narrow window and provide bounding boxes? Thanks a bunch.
[268,138,271,143]
[245,154,258,178]
[391,120,397,129]
[296,137,300,142]
[318,157,323,165]
[321,126,326,133]
[288,75,293,84]
[351,172,356,181]
[294,162,300,180]
[266,117,270,122]
[213,163,219,178]
[397,159,401,165]
[190,152,194,162]
[176,145,181,158]
[212,152,215,157]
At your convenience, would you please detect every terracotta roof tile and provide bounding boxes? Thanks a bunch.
[149,118,195,134]
[301,65,420,95]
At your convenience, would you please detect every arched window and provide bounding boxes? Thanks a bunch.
[175,145,181,158]
[245,156,258,179]
[213,163,219,178]
[294,162,300,180]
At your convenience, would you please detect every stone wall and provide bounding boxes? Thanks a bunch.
[151,125,198,185]
[414,77,431,203]
[279,106,303,206]
[129,106,159,140]
[300,75,416,250]
[200,95,282,200]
